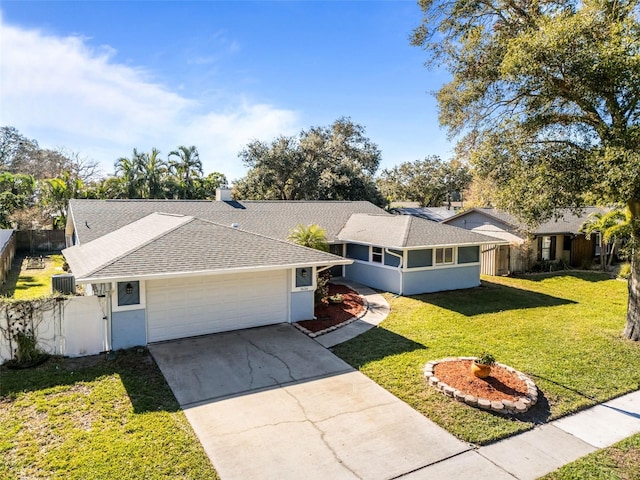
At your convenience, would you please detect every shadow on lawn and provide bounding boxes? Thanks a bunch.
[334,326,428,368]
[410,280,576,316]
[0,348,179,414]
[513,271,614,283]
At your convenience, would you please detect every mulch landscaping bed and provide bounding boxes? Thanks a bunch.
[296,284,365,334]
[434,359,529,402]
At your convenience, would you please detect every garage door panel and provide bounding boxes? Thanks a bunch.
[146,271,288,342]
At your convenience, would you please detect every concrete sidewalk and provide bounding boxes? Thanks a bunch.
[408,389,640,479]
[314,279,390,348]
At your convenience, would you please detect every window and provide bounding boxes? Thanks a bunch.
[117,281,140,306]
[539,236,557,261]
[407,249,433,268]
[435,247,454,265]
[458,246,480,264]
[295,267,313,288]
[371,246,383,263]
[346,243,369,261]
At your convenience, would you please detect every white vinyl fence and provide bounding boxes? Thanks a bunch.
[0,296,106,363]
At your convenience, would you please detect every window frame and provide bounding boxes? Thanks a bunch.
[435,247,454,265]
[371,246,383,264]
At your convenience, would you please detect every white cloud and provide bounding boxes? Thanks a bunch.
[0,15,299,180]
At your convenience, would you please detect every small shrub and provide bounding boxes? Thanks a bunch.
[618,263,631,280]
[475,352,496,366]
[314,272,330,305]
[328,293,344,304]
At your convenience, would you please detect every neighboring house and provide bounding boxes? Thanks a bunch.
[443,207,605,274]
[62,193,502,350]
[0,229,16,286]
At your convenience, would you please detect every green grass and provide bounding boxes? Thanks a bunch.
[0,350,219,480]
[1,254,66,299]
[333,272,640,445]
[541,432,640,479]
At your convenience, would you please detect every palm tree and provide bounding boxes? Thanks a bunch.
[138,148,168,199]
[168,145,203,199]
[287,224,329,252]
[580,209,629,270]
[42,170,83,227]
[114,149,143,198]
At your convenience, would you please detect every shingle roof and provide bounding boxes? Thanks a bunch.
[337,214,502,248]
[68,199,386,244]
[0,230,14,253]
[392,207,458,222]
[443,207,607,235]
[63,213,349,281]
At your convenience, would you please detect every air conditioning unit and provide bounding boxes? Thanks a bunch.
[52,274,76,295]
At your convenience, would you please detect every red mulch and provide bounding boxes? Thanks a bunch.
[296,284,365,333]
[434,360,529,402]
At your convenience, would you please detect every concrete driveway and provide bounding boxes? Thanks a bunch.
[150,324,471,480]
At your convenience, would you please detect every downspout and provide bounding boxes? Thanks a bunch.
[385,248,404,296]
[106,290,113,352]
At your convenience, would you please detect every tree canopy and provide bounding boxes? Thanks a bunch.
[378,156,471,207]
[109,146,226,200]
[0,128,228,228]
[412,0,640,338]
[234,118,385,205]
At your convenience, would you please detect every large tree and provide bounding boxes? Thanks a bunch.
[0,172,36,228]
[234,118,385,205]
[378,156,471,207]
[412,0,640,339]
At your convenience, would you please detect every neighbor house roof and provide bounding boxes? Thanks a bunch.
[442,207,607,235]
[63,212,350,282]
[392,207,459,222]
[0,230,14,253]
[67,199,386,245]
[337,214,503,248]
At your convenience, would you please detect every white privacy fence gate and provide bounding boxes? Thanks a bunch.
[0,296,107,363]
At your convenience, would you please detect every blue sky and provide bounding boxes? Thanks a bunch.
[0,1,452,182]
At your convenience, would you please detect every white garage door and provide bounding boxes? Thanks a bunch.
[146,270,288,343]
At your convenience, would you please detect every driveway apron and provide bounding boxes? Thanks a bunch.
[150,324,470,480]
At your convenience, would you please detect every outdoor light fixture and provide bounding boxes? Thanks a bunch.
[125,283,133,295]
[301,269,308,278]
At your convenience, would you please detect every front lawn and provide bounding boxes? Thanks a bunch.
[333,272,640,445]
[541,432,640,479]
[0,350,218,479]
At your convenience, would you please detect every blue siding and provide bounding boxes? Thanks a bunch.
[403,265,481,295]
[345,262,401,293]
[290,290,314,322]
[112,309,146,350]
[384,249,402,267]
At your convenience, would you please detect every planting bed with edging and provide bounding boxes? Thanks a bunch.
[424,357,538,415]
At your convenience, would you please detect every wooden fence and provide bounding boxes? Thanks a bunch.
[1,231,16,285]
[16,230,66,253]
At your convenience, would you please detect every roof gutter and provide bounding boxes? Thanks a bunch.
[72,258,354,284]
